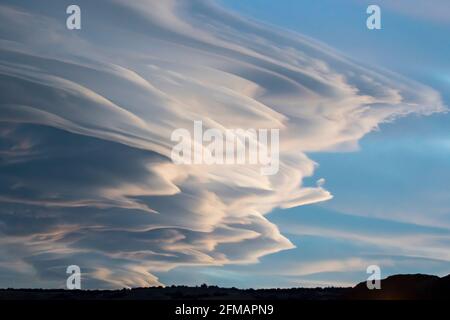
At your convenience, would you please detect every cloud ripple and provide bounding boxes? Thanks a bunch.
[0,0,445,288]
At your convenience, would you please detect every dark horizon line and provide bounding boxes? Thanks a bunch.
[1,272,448,291]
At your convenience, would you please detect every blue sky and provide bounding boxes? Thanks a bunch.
[220,1,450,227]
[158,0,450,287]
[0,0,449,289]
[162,0,450,287]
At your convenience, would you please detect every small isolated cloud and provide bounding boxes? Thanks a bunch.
[0,0,446,288]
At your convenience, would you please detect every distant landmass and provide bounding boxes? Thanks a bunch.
[1,274,449,300]
[348,274,450,300]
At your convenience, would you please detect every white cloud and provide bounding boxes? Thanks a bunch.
[0,0,446,288]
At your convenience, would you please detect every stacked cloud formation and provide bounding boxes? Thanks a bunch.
[0,0,444,288]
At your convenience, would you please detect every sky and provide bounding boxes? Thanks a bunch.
[0,0,449,289]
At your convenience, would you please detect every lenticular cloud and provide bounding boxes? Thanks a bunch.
[0,0,445,288]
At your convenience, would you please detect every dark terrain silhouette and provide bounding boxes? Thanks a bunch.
[1,274,449,300]
[347,274,450,300]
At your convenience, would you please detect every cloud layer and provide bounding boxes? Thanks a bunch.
[0,0,445,288]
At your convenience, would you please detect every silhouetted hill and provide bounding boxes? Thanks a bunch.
[347,273,450,300]
[1,274,449,300]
